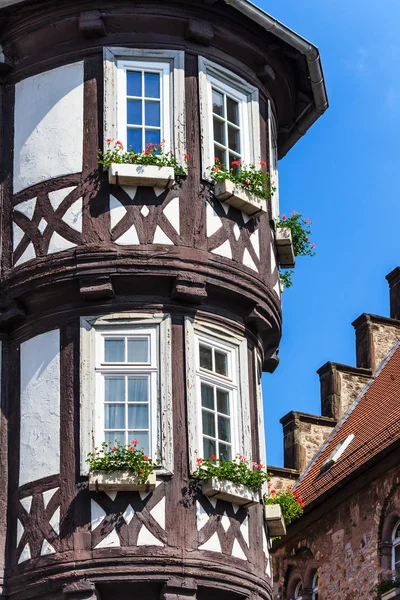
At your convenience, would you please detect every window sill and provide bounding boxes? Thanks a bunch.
[108,163,175,188]
[214,180,267,218]
[88,470,157,492]
[381,589,400,600]
[201,476,260,507]
[264,504,287,537]
[276,227,295,269]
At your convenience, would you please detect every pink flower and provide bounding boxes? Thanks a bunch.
[131,439,140,445]
[311,243,316,249]
[244,179,251,185]
[115,140,123,149]
[210,454,216,460]
[305,237,309,242]
[291,211,297,215]
[282,215,287,221]
[106,138,113,144]
[143,455,148,461]
[184,153,190,160]
[196,458,203,464]
[260,161,267,167]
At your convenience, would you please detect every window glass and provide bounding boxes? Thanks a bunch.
[212,86,241,168]
[126,69,162,153]
[393,521,400,574]
[197,338,236,461]
[98,330,156,457]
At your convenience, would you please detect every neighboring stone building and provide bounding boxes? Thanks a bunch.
[270,268,400,600]
[0,1,328,600]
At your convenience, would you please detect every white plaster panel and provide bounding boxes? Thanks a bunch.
[211,240,232,259]
[123,504,135,525]
[232,538,247,560]
[91,500,106,531]
[137,525,163,547]
[115,223,140,245]
[149,497,165,530]
[14,198,36,220]
[48,186,77,211]
[14,64,84,194]
[198,532,221,553]
[243,248,258,272]
[18,544,31,563]
[196,501,209,531]
[105,491,117,501]
[206,202,223,237]
[38,218,48,234]
[153,225,173,245]
[15,242,35,267]
[270,242,276,273]
[41,539,56,556]
[121,185,137,200]
[109,195,127,230]
[20,496,32,514]
[62,198,82,232]
[141,205,149,217]
[240,516,249,546]
[16,519,24,546]
[49,507,60,535]
[19,330,60,486]
[13,224,24,251]
[250,229,260,259]
[233,224,240,241]
[48,231,77,255]
[163,197,180,234]
[43,487,58,509]
[94,529,120,549]
[220,512,230,532]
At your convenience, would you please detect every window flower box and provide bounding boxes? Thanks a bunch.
[89,470,156,492]
[276,227,295,269]
[214,180,267,218]
[381,589,400,600]
[108,163,175,188]
[264,504,287,536]
[201,476,260,507]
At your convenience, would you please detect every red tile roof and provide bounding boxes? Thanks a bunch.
[294,342,400,506]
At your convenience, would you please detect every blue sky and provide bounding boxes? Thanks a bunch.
[260,0,400,466]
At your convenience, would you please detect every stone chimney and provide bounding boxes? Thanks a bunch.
[317,362,372,421]
[387,267,400,321]
[280,412,336,472]
[352,313,400,372]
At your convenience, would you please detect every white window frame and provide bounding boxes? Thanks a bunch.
[80,313,173,475]
[392,520,400,575]
[294,581,303,600]
[198,56,261,179]
[195,333,239,461]
[104,48,186,162]
[185,317,252,473]
[312,573,319,600]
[116,59,171,154]
[95,327,158,456]
[268,101,280,220]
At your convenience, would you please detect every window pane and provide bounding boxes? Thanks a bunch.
[395,544,400,565]
[202,410,216,437]
[214,145,225,165]
[213,117,225,145]
[203,437,216,459]
[145,129,161,147]
[105,404,125,429]
[145,101,160,127]
[212,89,224,117]
[130,431,149,455]
[127,128,142,153]
[199,345,212,370]
[218,415,231,442]
[128,404,149,429]
[201,383,214,410]
[219,443,231,461]
[105,377,125,402]
[127,71,142,97]
[215,351,228,376]
[228,125,240,153]
[127,100,142,125]
[396,524,400,539]
[217,389,230,415]
[104,339,125,362]
[227,97,239,125]
[145,73,160,98]
[128,377,149,402]
[128,338,149,363]
[105,431,125,446]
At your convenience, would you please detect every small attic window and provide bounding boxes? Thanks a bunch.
[320,434,355,474]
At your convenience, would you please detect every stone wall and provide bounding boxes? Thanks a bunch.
[280,413,336,472]
[272,460,400,600]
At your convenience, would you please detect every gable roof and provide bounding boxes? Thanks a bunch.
[294,341,400,507]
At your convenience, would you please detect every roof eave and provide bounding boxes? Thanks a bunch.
[224,0,329,156]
